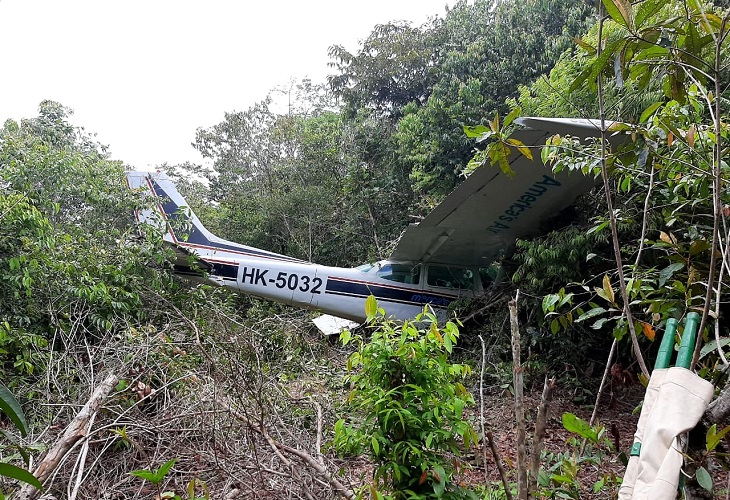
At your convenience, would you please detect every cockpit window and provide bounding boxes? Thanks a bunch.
[426,265,475,290]
[375,263,421,285]
[355,263,375,273]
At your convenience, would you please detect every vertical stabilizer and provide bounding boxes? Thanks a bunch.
[125,170,301,263]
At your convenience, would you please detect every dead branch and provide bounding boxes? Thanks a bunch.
[487,431,514,500]
[705,379,730,426]
[509,293,527,500]
[221,398,355,499]
[14,372,119,500]
[528,377,557,498]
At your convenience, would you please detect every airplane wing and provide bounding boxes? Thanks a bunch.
[389,117,612,267]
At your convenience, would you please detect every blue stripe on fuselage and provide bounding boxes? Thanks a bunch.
[325,278,454,308]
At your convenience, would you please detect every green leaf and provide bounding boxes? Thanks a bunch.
[463,125,490,139]
[503,107,521,128]
[636,0,664,28]
[365,295,378,322]
[339,330,352,346]
[562,413,598,442]
[542,294,560,313]
[696,466,712,491]
[0,383,28,436]
[640,102,664,123]
[700,338,730,361]
[130,469,158,482]
[454,398,464,419]
[569,66,593,94]
[576,307,607,322]
[658,263,684,287]
[157,458,177,479]
[593,477,606,493]
[706,424,730,452]
[0,463,42,490]
[371,436,380,456]
[550,319,560,334]
[574,37,596,55]
[601,0,633,29]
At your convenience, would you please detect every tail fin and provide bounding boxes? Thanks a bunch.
[126,170,301,263]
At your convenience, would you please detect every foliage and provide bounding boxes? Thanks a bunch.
[0,105,187,383]
[396,0,595,196]
[0,382,43,495]
[535,413,619,499]
[131,459,209,500]
[328,20,445,120]
[334,298,477,499]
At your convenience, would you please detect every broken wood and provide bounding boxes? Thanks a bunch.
[14,372,119,500]
[487,431,514,500]
[528,376,557,498]
[222,398,355,499]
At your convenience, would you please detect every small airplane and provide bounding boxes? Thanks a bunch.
[127,117,609,334]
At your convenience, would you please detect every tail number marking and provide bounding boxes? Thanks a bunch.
[242,267,322,294]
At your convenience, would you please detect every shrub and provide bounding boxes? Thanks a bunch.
[334,297,477,499]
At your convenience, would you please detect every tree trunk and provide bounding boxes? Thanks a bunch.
[510,295,528,500]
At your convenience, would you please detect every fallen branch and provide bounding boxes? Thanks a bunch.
[222,399,354,499]
[14,372,119,500]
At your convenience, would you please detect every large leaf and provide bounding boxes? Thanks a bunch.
[463,125,490,139]
[0,383,28,436]
[562,412,598,442]
[502,107,521,128]
[0,463,42,490]
[365,295,378,322]
[505,138,534,160]
[635,0,664,28]
[700,338,730,360]
[601,0,633,29]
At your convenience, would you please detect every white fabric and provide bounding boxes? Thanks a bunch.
[632,368,713,499]
[619,369,667,500]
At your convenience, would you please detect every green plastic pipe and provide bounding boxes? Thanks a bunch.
[655,318,678,370]
[676,312,700,369]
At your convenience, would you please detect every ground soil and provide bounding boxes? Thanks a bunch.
[451,381,730,499]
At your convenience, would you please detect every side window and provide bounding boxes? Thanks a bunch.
[427,265,475,290]
[376,263,421,285]
[479,263,505,289]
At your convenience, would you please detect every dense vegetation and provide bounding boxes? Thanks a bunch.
[2,0,730,498]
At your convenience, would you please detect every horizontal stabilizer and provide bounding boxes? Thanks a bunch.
[312,314,360,336]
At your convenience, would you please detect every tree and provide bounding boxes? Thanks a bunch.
[394,0,596,196]
[328,20,446,120]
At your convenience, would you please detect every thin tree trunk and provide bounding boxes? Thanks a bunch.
[595,4,649,379]
[509,293,527,500]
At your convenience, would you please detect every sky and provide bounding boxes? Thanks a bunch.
[0,1,455,170]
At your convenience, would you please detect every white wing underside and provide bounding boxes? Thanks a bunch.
[390,118,613,267]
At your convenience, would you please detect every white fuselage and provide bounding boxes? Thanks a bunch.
[127,170,481,323]
[197,250,480,323]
